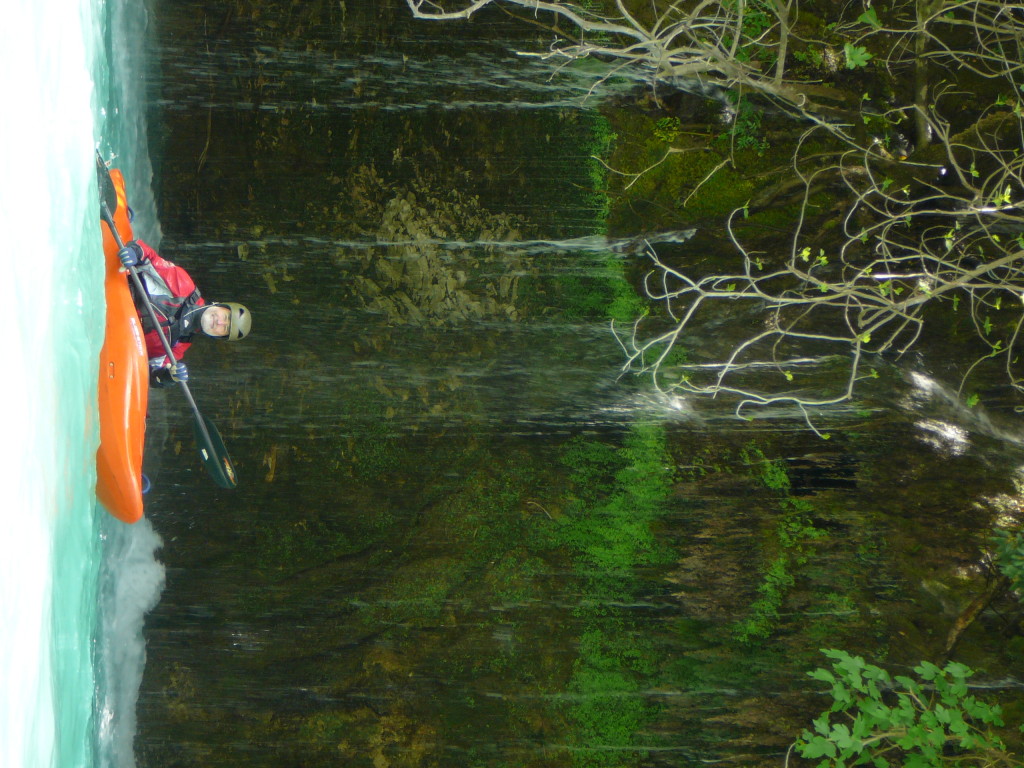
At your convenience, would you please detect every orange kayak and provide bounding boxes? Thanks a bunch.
[95,168,149,523]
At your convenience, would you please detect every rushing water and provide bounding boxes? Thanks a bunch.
[0,0,168,766]
[0,1,105,765]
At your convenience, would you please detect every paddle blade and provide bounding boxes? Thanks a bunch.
[95,151,118,215]
[193,414,238,489]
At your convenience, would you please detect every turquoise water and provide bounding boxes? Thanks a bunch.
[1,0,164,766]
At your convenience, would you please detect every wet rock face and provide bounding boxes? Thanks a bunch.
[342,168,525,327]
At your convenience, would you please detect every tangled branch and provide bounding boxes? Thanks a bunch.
[617,92,1024,424]
[406,1,1024,422]
[406,0,860,121]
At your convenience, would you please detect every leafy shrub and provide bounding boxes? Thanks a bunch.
[796,649,1018,768]
[993,528,1024,595]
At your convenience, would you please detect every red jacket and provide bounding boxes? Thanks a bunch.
[133,240,206,364]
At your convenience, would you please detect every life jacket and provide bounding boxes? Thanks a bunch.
[130,261,205,350]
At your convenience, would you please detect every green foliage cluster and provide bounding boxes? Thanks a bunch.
[741,443,790,491]
[791,46,824,69]
[717,92,769,155]
[570,627,658,768]
[653,116,682,144]
[993,528,1024,595]
[733,444,829,643]
[560,423,673,766]
[559,423,672,577]
[558,260,647,323]
[582,112,616,224]
[607,276,649,324]
[720,0,777,67]
[551,111,648,324]
[798,649,1018,768]
[735,553,797,643]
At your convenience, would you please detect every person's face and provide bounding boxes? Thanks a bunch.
[201,305,231,337]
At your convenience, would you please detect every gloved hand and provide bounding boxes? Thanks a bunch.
[170,361,189,383]
[118,241,144,268]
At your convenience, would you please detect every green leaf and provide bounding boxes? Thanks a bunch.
[810,668,836,684]
[799,735,838,760]
[944,661,972,685]
[833,650,866,673]
[812,714,832,737]
[832,681,853,705]
[992,185,1013,206]
[844,43,873,69]
[857,8,881,29]
[857,699,891,727]
[862,664,890,683]
[829,722,855,750]
[894,675,920,696]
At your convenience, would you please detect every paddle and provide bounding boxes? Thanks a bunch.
[96,152,238,489]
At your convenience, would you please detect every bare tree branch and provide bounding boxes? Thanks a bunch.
[406,0,1024,424]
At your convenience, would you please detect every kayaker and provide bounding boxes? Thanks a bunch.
[117,239,252,388]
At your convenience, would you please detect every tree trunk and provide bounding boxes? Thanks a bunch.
[940,574,1010,662]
